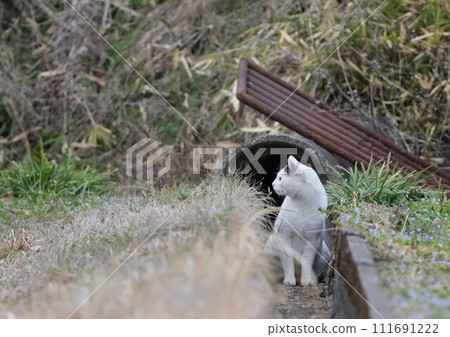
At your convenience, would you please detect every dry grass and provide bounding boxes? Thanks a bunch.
[0,230,35,257]
[0,176,277,318]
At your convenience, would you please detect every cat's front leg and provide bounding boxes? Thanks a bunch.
[265,235,295,285]
[279,251,296,286]
[300,244,317,286]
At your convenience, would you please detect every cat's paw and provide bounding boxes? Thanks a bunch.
[301,280,313,286]
[282,278,296,286]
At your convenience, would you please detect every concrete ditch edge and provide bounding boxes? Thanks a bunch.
[332,214,392,319]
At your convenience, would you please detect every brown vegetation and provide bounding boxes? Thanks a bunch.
[1,0,448,177]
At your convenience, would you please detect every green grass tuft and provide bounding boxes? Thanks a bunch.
[325,155,436,206]
[0,154,112,203]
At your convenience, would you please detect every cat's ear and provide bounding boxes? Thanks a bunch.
[288,156,301,174]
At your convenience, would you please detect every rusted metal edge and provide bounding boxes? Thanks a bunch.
[244,69,431,176]
[238,58,333,111]
[236,58,450,191]
[244,83,432,181]
[237,58,249,99]
[244,58,450,183]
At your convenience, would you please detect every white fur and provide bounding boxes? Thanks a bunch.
[265,156,330,286]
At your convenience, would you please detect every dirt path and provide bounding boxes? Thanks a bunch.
[271,284,331,319]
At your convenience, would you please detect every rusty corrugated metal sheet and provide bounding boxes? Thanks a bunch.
[236,58,450,191]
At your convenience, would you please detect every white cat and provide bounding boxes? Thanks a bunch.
[265,156,331,286]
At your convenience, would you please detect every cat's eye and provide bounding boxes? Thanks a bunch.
[278,177,281,181]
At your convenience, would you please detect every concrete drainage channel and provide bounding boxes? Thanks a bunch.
[333,214,392,318]
[224,134,392,319]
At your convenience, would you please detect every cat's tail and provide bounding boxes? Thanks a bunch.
[313,240,331,282]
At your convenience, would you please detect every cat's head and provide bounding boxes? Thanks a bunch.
[272,155,324,199]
